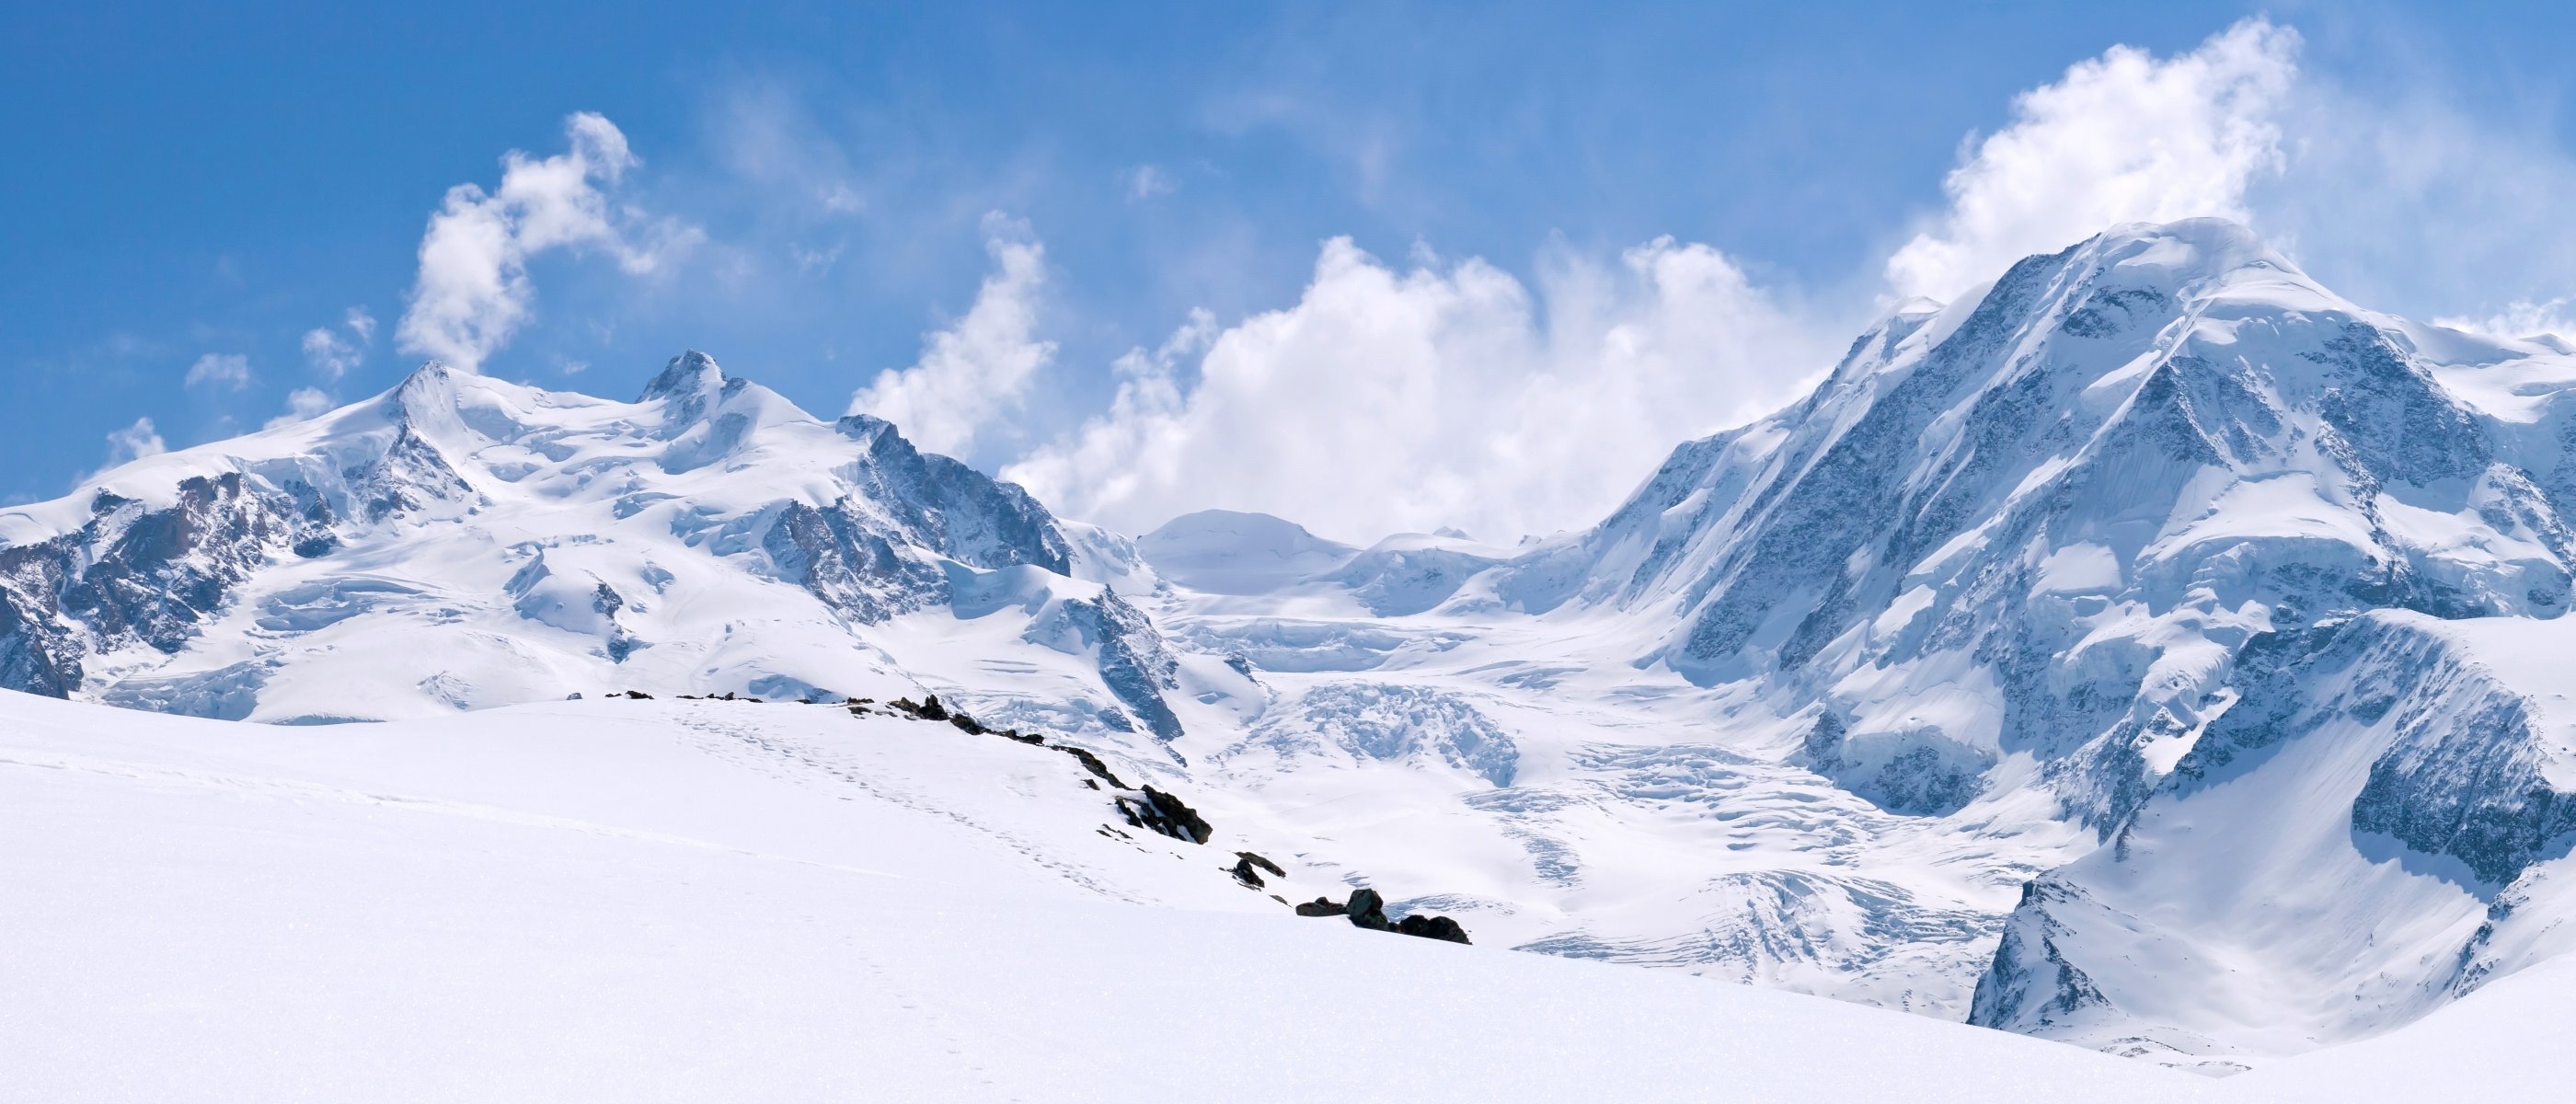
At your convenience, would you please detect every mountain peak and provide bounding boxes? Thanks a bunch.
[2078,216,2303,290]
[638,350,728,403]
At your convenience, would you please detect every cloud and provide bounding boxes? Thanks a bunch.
[183,352,252,390]
[93,417,167,477]
[396,111,702,374]
[1004,234,1835,544]
[2434,299,2576,342]
[1121,165,1177,201]
[301,306,375,380]
[1887,18,2300,302]
[847,213,1055,457]
[263,387,337,430]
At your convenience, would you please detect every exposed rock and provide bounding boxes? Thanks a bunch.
[1236,851,1286,879]
[1396,914,1472,945]
[1294,897,1348,918]
[1117,786,1213,845]
[623,690,653,700]
[1053,745,1129,789]
[1347,888,1391,931]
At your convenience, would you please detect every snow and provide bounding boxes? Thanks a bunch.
[25,218,2576,1088]
[0,689,2223,1103]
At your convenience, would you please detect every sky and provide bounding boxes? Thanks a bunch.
[10,2,2576,543]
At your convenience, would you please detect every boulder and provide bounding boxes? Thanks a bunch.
[1396,914,1472,945]
[1346,888,1390,931]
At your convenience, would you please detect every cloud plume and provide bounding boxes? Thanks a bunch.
[1887,18,2300,302]
[847,213,1055,457]
[396,112,699,374]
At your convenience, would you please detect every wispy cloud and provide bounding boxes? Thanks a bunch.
[395,112,701,374]
[1121,165,1176,201]
[263,386,337,430]
[183,352,253,390]
[89,417,168,480]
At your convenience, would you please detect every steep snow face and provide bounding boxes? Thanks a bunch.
[1480,217,2576,1063]
[1530,218,2576,829]
[1130,218,2576,1056]
[0,353,1181,742]
[1971,612,2576,1068]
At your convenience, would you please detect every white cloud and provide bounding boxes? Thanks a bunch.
[396,111,701,374]
[1004,235,1834,544]
[2434,298,2576,342]
[183,352,252,390]
[263,387,337,430]
[821,182,865,213]
[301,329,359,380]
[302,305,378,380]
[93,417,167,477]
[847,213,1055,457]
[1122,165,1177,201]
[1887,18,2300,302]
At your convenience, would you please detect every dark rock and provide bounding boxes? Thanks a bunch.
[949,712,985,735]
[918,694,949,720]
[1347,888,1390,931]
[1294,897,1348,917]
[1236,851,1287,879]
[623,690,653,700]
[999,729,1046,745]
[1228,856,1268,889]
[1116,786,1213,845]
[1052,745,1129,789]
[1396,914,1472,945]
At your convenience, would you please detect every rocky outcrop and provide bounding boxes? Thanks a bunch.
[1117,787,1211,845]
[1294,886,1472,945]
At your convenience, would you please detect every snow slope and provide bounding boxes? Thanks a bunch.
[1,689,2220,1103]
[23,217,2576,1075]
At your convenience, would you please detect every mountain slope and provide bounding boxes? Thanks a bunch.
[0,353,1188,745]
[0,687,2227,1103]
[1132,218,2576,1064]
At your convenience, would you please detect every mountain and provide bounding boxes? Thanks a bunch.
[22,218,2576,1077]
[0,353,1190,744]
[1495,217,2576,1067]
[1119,218,2576,1068]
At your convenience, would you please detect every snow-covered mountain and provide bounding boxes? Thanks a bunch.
[1122,219,2576,1069]
[0,352,1192,744]
[24,216,2576,1081]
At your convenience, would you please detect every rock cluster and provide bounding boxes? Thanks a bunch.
[1293,887,1471,944]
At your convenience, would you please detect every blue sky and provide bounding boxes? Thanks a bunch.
[10,2,2576,540]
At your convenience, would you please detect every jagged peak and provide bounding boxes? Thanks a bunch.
[638,350,729,403]
[391,360,459,408]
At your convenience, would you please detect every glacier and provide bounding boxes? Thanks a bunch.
[22,216,2576,1086]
